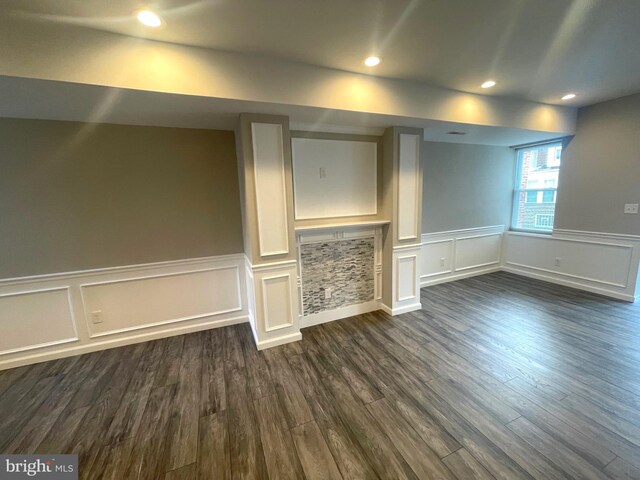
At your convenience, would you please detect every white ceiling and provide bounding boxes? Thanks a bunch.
[2,0,640,107]
[0,75,562,146]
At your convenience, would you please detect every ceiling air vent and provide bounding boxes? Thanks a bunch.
[446,131,467,135]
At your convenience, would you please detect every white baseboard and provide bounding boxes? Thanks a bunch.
[255,332,303,350]
[420,265,501,287]
[502,265,636,302]
[380,302,422,316]
[0,254,249,370]
[0,315,248,371]
[300,300,380,328]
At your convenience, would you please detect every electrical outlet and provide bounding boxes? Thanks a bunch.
[624,203,639,214]
[324,287,332,299]
[91,310,103,324]
[554,257,561,267]
[440,257,446,267]
[319,167,327,179]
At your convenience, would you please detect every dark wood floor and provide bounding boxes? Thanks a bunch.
[2,272,640,479]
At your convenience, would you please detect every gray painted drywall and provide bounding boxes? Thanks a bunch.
[0,118,244,278]
[555,93,640,236]
[422,141,515,233]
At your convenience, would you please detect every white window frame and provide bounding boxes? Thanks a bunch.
[511,141,563,234]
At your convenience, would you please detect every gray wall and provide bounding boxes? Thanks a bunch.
[422,141,515,233]
[0,118,244,278]
[555,93,640,236]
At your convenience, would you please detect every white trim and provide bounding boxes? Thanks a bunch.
[261,273,294,332]
[393,243,423,251]
[248,258,298,272]
[421,225,505,240]
[300,301,380,328]
[0,254,249,370]
[455,260,501,272]
[509,230,632,248]
[1,314,248,371]
[381,302,422,316]
[79,265,244,338]
[553,229,640,242]
[397,133,421,241]
[502,266,635,302]
[294,220,389,233]
[504,261,628,289]
[396,255,418,302]
[254,331,302,350]
[0,286,79,356]
[251,122,290,257]
[421,266,502,287]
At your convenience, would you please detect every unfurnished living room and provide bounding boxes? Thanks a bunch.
[1,1,640,479]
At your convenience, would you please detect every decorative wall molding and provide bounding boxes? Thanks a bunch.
[553,228,640,242]
[246,259,300,350]
[80,265,243,338]
[251,122,290,257]
[0,287,78,356]
[397,133,421,241]
[0,254,248,370]
[503,231,639,302]
[392,244,422,314]
[261,273,295,332]
[420,226,504,287]
[291,137,378,220]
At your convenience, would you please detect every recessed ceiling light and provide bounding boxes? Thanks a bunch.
[137,10,162,27]
[481,80,496,89]
[561,93,576,100]
[364,56,381,67]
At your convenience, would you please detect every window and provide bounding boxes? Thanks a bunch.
[535,214,554,228]
[511,142,562,233]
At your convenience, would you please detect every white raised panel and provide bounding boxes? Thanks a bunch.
[82,266,242,337]
[0,288,77,355]
[455,234,502,271]
[261,273,294,332]
[397,134,420,241]
[252,122,290,257]
[421,240,454,278]
[504,233,632,288]
[292,138,377,219]
[396,254,418,302]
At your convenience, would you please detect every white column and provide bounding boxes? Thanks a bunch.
[237,114,301,349]
[382,127,424,315]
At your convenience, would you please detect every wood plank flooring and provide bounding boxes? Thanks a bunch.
[2,271,640,479]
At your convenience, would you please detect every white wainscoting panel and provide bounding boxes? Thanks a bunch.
[456,233,502,271]
[247,259,301,350]
[397,134,420,241]
[82,266,242,337]
[420,226,504,287]
[503,231,639,301]
[262,273,294,332]
[396,254,418,302]
[0,254,248,370]
[421,240,454,278]
[291,138,377,220]
[0,287,77,355]
[385,244,422,315]
[251,122,290,257]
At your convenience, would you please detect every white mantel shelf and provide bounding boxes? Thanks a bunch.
[294,220,390,233]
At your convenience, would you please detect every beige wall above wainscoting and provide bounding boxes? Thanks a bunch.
[0,118,244,279]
